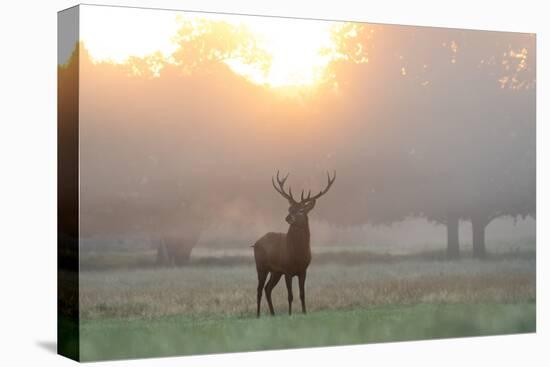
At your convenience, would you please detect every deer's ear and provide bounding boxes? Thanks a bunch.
[304,200,316,212]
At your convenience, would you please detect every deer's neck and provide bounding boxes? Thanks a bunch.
[286,219,311,258]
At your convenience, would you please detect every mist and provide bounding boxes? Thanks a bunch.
[65,20,535,256]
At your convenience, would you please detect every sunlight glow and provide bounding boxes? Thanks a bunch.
[80,6,180,64]
[80,6,345,89]
[223,17,339,88]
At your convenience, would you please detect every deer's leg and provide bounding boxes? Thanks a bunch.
[265,272,282,316]
[298,271,307,314]
[256,269,268,318]
[284,274,293,315]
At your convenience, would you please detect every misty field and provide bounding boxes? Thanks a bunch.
[76,250,536,361]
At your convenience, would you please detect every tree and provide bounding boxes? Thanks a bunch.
[77,20,272,264]
[316,24,535,258]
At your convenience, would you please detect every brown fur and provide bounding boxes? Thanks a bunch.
[253,171,335,317]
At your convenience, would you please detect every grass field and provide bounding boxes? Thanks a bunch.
[76,251,536,361]
[79,303,535,361]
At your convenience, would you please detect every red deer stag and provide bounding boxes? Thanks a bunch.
[253,171,336,317]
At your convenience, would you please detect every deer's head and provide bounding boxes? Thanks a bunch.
[272,170,336,225]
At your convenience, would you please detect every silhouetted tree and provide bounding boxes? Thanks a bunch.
[318,24,535,258]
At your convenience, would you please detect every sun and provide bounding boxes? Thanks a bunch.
[223,17,339,88]
[79,6,344,89]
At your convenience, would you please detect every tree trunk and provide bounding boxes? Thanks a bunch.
[156,239,170,266]
[472,219,487,259]
[173,243,194,266]
[165,231,201,267]
[446,215,460,259]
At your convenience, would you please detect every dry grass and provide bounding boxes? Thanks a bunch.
[79,256,535,320]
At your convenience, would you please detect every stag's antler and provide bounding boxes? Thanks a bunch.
[272,170,297,204]
[305,171,336,202]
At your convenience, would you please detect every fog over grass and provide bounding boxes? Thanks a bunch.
[79,255,535,320]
